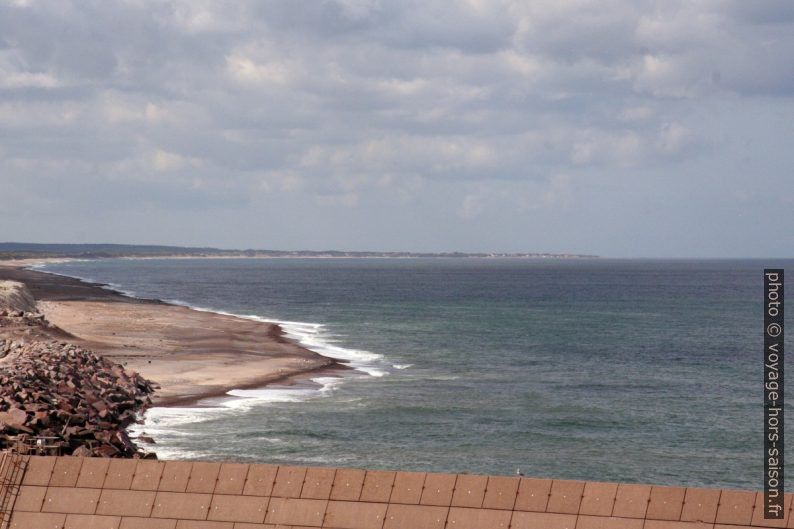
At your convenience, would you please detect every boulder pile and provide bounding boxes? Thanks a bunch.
[0,338,155,457]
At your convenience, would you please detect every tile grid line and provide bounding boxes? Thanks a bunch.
[505,476,520,512]
[439,473,460,529]
[571,480,586,529]
[669,486,686,522]
[319,467,338,526]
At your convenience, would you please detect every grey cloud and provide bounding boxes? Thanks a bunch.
[0,0,792,256]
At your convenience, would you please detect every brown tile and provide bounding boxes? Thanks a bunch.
[77,459,111,489]
[50,458,84,488]
[300,467,335,500]
[175,522,234,529]
[714,525,754,529]
[329,468,366,502]
[323,500,388,529]
[546,480,585,514]
[389,472,425,505]
[482,476,519,510]
[360,470,395,503]
[646,522,715,529]
[208,495,269,524]
[612,483,651,519]
[451,474,488,508]
[446,507,511,529]
[119,518,178,529]
[681,487,721,523]
[64,514,121,529]
[509,511,576,529]
[160,462,193,493]
[96,489,156,517]
[131,461,165,491]
[715,489,756,525]
[214,464,249,496]
[21,456,57,486]
[242,465,278,497]
[104,460,138,490]
[13,485,47,512]
[264,497,326,527]
[42,487,101,514]
[419,473,456,506]
[151,492,213,520]
[187,462,221,494]
[382,504,447,529]
[785,493,794,529]
[271,466,307,499]
[232,524,276,529]
[579,481,618,517]
[647,486,687,521]
[752,491,790,527]
[575,515,644,529]
[8,511,65,529]
[513,478,551,512]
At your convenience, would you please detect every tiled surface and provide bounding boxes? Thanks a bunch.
[546,479,585,514]
[450,474,487,508]
[647,486,686,521]
[6,455,790,529]
[301,468,335,500]
[580,481,618,516]
[513,478,551,512]
[104,460,137,490]
[481,476,517,510]
[388,471,425,505]
[716,489,757,525]
[132,461,166,491]
[186,463,222,494]
[330,469,366,502]
[359,471,395,504]
[419,473,456,506]
[612,483,651,519]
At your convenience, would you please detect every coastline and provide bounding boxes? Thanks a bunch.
[0,263,349,408]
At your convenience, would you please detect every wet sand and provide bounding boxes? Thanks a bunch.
[0,265,345,406]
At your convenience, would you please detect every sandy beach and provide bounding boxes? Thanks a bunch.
[0,264,345,406]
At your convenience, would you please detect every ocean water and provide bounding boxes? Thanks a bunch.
[39,258,791,490]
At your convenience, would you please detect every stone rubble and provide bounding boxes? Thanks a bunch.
[0,311,155,457]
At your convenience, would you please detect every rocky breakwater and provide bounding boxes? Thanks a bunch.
[0,334,155,457]
[0,280,156,457]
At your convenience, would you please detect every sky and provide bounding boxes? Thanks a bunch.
[1,0,792,257]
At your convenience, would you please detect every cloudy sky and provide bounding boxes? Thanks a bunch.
[1,0,792,257]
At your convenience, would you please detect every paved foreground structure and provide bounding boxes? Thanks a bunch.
[0,454,790,529]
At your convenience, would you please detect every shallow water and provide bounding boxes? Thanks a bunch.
[40,257,792,489]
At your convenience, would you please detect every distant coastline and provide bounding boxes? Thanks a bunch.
[0,242,599,261]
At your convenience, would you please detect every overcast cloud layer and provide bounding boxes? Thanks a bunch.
[1,0,792,256]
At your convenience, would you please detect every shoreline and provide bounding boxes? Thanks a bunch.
[0,264,350,409]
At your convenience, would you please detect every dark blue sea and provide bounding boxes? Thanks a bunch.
[38,258,792,490]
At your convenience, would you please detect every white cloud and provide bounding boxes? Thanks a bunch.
[151,149,203,172]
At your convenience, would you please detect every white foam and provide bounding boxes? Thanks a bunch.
[393,363,413,370]
[168,304,389,378]
[226,376,343,405]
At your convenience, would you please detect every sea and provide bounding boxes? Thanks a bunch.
[37,257,791,490]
